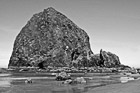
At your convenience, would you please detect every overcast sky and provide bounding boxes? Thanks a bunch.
[0,0,140,68]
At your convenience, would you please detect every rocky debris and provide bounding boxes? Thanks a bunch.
[62,77,86,84]
[89,49,121,67]
[62,79,73,84]
[8,7,93,68]
[25,78,33,84]
[74,77,86,83]
[55,71,71,81]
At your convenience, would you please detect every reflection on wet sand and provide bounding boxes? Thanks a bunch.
[0,80,11,87]
[0,73,107,93]
[0,73,140,93]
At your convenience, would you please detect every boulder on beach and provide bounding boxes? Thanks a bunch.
[55,71,71,81]
[74,77,86,83]
[62,77,86,84]
[25,78,33,84]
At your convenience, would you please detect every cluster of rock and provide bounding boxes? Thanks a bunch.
[62,77,86,84]
[55,71,71,81]
[89,49,121,67]
[9,7,123,68]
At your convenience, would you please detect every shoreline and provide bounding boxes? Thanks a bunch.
[0,72,140,93]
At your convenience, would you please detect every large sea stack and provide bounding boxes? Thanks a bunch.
[8,7,93,68]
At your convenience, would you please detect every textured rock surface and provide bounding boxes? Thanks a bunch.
[8,7,93,68]
[90,49,121,67]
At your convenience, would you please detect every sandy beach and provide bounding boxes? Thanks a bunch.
[86,80,140,93]
[0,73,140,93]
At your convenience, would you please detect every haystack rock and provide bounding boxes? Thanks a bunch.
[8,7,93,68]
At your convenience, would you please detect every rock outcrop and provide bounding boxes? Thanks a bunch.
[8,7,93,68]
[90,49,121,67]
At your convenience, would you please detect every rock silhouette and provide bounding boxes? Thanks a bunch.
[8,7,93,68]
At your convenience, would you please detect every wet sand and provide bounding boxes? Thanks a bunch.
[0,73,140,93]
[86,80,140,93]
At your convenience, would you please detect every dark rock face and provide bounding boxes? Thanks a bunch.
[90,49,121,67]
[8,7,93,68]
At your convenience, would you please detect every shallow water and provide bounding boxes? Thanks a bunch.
[0,73,124,93]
